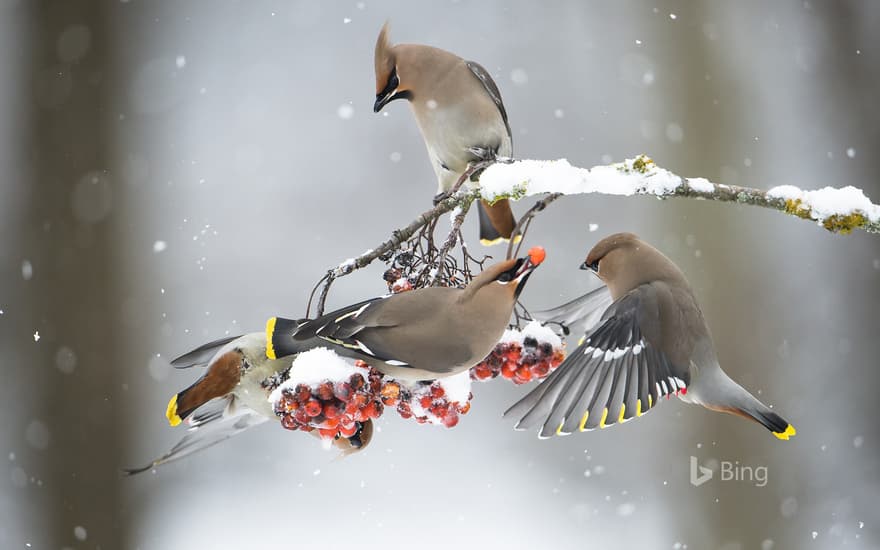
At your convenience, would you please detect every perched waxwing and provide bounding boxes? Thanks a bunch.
[505,233,796,440]
[373,23,518,245]
[267,247,547,381]
[123,334,372,475]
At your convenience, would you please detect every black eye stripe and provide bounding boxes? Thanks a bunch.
[381,67,400,96]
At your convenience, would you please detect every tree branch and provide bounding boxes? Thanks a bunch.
[479,155,880,235]
[309,153,879,316]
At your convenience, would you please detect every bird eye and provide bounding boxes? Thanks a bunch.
[580,259,600,273]
[497,272,512,283]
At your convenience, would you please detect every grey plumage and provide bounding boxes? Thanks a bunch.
[505,233,795,440]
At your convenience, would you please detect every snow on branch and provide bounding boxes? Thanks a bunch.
[479,155,880,235]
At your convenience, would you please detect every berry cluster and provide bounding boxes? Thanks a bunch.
[273,365,384,441]
[380,378,472,428]
[470,336,565,385]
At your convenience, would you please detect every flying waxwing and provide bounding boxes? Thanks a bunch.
[373,23,518,246]
[123,334,373,475]
[505,233,796,440]
[267,247,547,381]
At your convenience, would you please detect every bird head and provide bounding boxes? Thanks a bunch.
[472,246,545,300]
[374,22,413,112]
[333,419,374,457]
[582,232,682,298]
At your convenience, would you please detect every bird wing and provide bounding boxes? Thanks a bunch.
[465,60,512,141]
[170,335,242,369]
[530,285,613,339]
[122,396,268,475]
[503,285,690,438]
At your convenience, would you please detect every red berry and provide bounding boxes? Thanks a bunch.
[419,395,433,409]
[295,384,311,403]
[430,404,448,419]
[323,404,340,420]
[334,381,352,400]
[280,415,299,431]
[516,367,533,383]
[458,402,471,415]
[430,384,445,399]
[317,382,334,401]
[532,362,550,377]
[501,363,517,379]
[442,410,459,428]
[304,400,322,417]
[318,427,337,439]
[362,401,379,419]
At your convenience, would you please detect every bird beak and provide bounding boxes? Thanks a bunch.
[580,261,590,271]
[514,246,546,280]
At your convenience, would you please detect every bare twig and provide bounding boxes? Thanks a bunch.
[430,201,472,286]
[307,189,479,316]
[505,192,564,259]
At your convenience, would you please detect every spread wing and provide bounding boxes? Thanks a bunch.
[170,335,242,369]
[504,285,690,438]
[530,285,613,339]
[122,397,267,475]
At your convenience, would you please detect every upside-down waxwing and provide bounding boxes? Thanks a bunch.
[267,247,546,381]
[123,334,372,475]
[373,23,518,245]
[505,233,796,440]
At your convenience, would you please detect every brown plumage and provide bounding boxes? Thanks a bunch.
[168,348,242,425]
[124,334,374,475]
[373,22,518,245]
[268,248,545,380]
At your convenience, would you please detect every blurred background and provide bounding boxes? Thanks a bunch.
[2,1,878,548]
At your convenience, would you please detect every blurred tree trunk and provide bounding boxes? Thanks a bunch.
[658,2,756,548]
[16,1,124,547]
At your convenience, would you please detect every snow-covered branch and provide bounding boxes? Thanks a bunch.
[310,154,878,315]
[480,155,880,235]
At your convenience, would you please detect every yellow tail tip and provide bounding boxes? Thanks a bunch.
[166,394,182,427]
[480,234,522,247]
[773,424,797,440]
[265,316,278,359]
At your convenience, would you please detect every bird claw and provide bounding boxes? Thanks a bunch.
[433,191,451,205]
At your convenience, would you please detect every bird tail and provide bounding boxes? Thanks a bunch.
[166,380,206,427]
[166,349,245,427]
[478,199,519,246]
[717,400,796,440]
[696,373,796,440]
[265,316,311,359]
